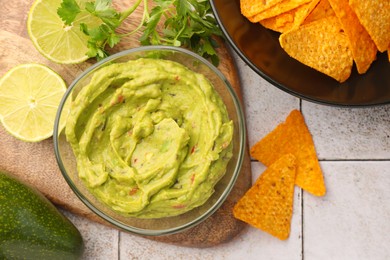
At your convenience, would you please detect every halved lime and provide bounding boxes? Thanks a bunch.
[27,0,100,64]
[0,64,68,142]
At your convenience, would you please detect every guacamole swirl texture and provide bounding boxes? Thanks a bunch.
[65,58,233,218]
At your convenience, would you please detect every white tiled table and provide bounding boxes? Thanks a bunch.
[62,51,390,260]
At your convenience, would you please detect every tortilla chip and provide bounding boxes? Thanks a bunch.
[260,12,295,33]
[328,0,377,74]
[279,15,353,82]
[248,0,312,23]
[240,0,283,19]
[260,0,320,33]
[304,0,334,24]
[349,0,390,52]
[233,154,296,240]
[250,110,326,196]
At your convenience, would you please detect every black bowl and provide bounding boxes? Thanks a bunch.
[211,0,390,107]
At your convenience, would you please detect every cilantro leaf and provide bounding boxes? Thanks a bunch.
[57,0,81,25]
[57,0,222,65]
[85,0,121,29]
[141,0,223,66]
[176,0,189,17]
[107,33,121,48]
[139,5,165,45]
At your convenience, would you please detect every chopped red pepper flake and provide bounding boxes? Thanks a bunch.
[111,94,125,105]
[175,75,180,81]
[117,94,124,103]
[129,187,138,195]
[191,174,195,184]
[190,145,197,154]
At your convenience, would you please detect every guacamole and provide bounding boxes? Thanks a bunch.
[65,58,233,218]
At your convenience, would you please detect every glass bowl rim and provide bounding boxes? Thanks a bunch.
[53,45,247,236]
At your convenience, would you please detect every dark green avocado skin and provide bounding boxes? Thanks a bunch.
[0,171,84,260]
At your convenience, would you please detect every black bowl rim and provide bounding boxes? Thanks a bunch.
[210,0,390,108]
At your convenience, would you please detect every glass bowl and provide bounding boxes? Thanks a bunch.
[53,46,246,236]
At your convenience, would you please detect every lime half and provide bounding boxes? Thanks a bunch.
[27,0,100,64]
[0,64,68,142]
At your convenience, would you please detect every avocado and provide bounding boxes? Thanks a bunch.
[0,171,84,259]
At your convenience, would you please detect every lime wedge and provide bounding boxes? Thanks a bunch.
[0,64,68,142]
[27,0,100,64]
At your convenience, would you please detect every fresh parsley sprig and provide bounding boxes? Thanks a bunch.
[58,0,144,60]
[140,0,223,65]
[57,0,222,65]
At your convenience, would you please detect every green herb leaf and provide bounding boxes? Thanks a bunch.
[141,0,223,66]
[107,33,121,48]
[57,0,81,25]
[176,0,188,17]
[57,0,223,65]
[85,0,121,29]
[139,5,165,45]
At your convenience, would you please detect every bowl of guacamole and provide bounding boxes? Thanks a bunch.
[54,46,246,236]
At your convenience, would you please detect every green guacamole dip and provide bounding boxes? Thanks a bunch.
[65,58,233,218]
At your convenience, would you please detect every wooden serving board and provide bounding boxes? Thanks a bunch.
[0,0,252,247]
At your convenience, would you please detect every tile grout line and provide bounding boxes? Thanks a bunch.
[299,99,303,112]
[118,231,121,260]
[249,158,390,162]
[319,158,390,162]
[301,189,305,260]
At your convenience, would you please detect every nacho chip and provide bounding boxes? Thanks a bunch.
[328,0,377,74]
[279,15,353,82]
[349,0,390,52]
[240,0,283,19]
[260,12,295,33]
[260,0,320,33]
[248,0,313,23]
[304,0,334,24]
[233,154,296,240]
[250,110,326,196]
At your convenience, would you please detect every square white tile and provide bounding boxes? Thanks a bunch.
[304,161,390,260]
[302,102,390,160]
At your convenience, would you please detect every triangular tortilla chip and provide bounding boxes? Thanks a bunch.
[250,110,326,196]
[260,0,320,33]
[304,0,334,24]
[328,0,377,74]
[260,12,295,33]
[240,0,283,19]
[233,154,296,240]
[349,0,390,52]
[248,0,312,23]
[279,15,353,82]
